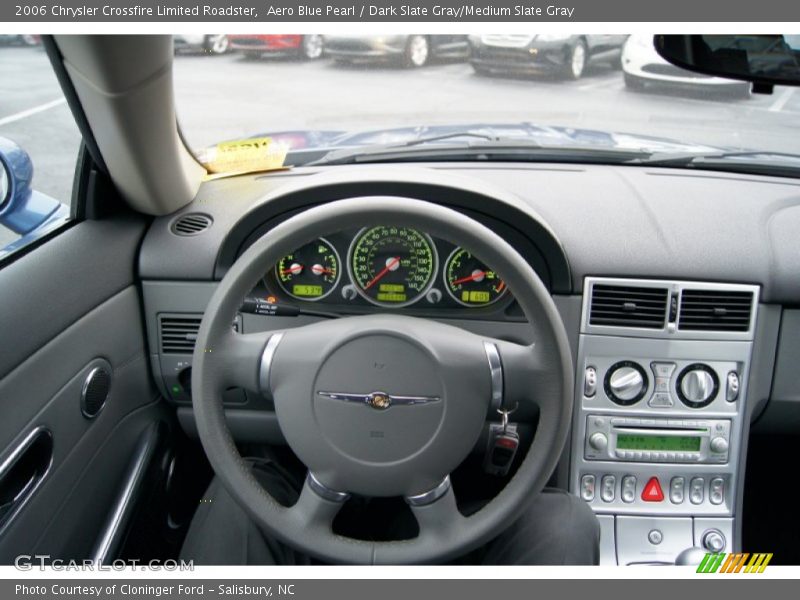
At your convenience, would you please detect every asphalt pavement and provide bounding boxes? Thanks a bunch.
[2,42,800,250]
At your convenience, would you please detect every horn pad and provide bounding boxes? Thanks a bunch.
[269,315,492,497]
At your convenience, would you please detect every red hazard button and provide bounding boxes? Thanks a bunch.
[642,477,664,502]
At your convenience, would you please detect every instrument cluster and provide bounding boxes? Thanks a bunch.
[265,226,513,311]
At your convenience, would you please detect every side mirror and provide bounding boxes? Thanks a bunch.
[0,137,68,236]
[655,35,800,93]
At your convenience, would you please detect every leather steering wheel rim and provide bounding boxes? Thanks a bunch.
[191,197,574,564]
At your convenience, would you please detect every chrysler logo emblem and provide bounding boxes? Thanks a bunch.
[317,390,440,410]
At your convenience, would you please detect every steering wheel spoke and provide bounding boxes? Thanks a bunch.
[406,476,464,540]
[207,330,277,393]
[290,473,348,531]
[489,338,566,420]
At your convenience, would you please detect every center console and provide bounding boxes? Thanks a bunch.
[570,277,759,565]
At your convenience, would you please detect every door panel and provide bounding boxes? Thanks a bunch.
[0,214,164,562]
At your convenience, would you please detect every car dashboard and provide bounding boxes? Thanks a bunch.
[138,161,800,565]
[251,227,517,317]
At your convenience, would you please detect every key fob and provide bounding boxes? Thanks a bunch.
[483,423,519,477]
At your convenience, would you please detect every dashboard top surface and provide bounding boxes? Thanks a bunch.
[139,162,800,304]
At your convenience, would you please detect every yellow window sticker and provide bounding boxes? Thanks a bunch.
[199,137,288,177]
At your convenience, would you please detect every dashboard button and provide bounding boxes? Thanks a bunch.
[648,392,674,408]
[600,475,616,502]
[654,377,671,393]
[621,475,636,503]
[648,529,663,545]
[584,367,597,397]
[642,477,664,502]
[580,474,596,501]
[670,477,685,504]
[710,477,725,505]
[651,362,677,378]
[690,477,705,505]
[726,371,740,402]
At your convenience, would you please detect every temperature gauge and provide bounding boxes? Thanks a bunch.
[444,248,507,307]
[274,238,340,301]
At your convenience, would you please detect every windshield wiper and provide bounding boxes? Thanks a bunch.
[632,150,800,178]
[306,138,652,167]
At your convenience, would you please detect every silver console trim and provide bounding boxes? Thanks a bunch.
[572,278,757,564]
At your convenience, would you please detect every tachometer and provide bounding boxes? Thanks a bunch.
[348,226,437,307]
[444,247,507,307]
[275,238,340,301]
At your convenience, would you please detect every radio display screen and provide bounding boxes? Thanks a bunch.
[616,434,701,452]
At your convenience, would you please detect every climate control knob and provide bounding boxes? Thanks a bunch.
[604,361,648,406]
[677,364,719,408]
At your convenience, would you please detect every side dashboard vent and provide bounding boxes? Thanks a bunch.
[589,284,669,329]
[678,289,754,332]
[171,213,212,236]
[159,316,202,354]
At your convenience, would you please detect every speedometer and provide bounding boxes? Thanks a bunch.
[348,226,437,307]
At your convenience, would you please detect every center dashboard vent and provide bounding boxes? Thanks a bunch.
[678,289,754,332]
[589,283,669,329]
[159,316,202,354]
[171,213,212,236]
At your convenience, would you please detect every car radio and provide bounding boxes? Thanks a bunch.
[584,415,730,464]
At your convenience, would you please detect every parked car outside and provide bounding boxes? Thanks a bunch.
[469,34,628,79]
[622,34,750,96]
[228,34,325,60]
[324,35,470,68]
[173,34,230,55]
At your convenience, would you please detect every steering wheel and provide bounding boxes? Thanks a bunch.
[191,197,573,564]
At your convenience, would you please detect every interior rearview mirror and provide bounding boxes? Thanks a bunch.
[655,34,800,92]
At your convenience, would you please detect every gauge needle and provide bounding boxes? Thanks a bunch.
[452,270,487,286]
[364,256,401,290]
[280,264,304,275]
[311,264,334,276]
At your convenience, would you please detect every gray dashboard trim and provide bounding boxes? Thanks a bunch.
[137,163,800,303]
[138,166,572,293]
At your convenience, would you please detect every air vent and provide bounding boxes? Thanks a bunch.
[678,289,754,332]
[589,284,669,329]
[171,213,212,236]
[159,316,202,354]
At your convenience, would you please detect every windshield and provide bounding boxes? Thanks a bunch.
[173,34,799,167]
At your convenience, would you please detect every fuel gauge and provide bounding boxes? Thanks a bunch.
[444,247,507,307]
[274,238,340,301]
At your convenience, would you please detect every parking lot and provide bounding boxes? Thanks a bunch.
[2,40,800,249]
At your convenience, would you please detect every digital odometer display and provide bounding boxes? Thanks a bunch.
[349,226,437,307]
[616,434,701,452]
